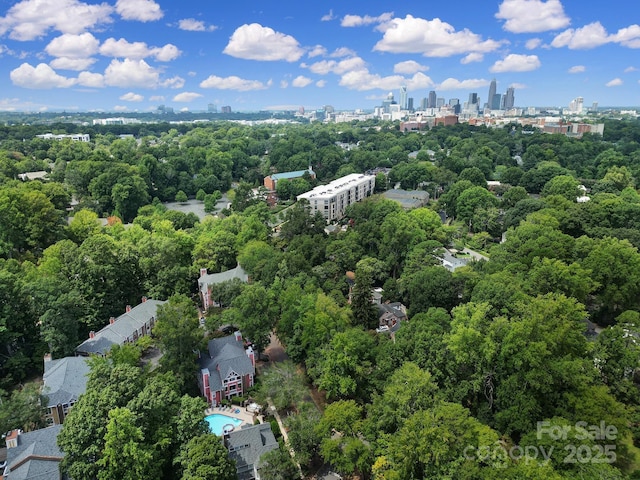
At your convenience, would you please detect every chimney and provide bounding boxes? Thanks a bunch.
[141,296,147,303]
[200,268,207,277]
[89,331,95,339]
[109,316,116,325]
[126,305,132,313]
[234,331,242,343]
[44,353,52,364]
[6,429,20,448]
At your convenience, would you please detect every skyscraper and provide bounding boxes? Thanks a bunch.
[420,97,428,110]
[503,87,515,109]
[428,90,437,108]
[491,94,502,110]
[407,98,414,111]
[487,79,497,110]
[436,97,445,108]
[399,86,408,110]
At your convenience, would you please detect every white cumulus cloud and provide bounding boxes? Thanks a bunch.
[303,56,367,75]
[45,33,99,58]
[292,76,312,87]
[438,78,491,90]
[461,53,484,64]
[339,69,433,92]
[394,60,428,74]
[495,0,570,33]
[373,15,504,57]
[624,66,638,73]
[120,92,143,102]
[341,12,394,27]
[161,76,185,89]
[490,54,541,72]
[149,95,164,101]
[552,22,610,49]
[568,65,585,73]
[200,75,270,91]
[76,71,104,87]
[606,78,623,87]
[525,38,542,50]
[178,18,217,32]
[104,58,159,87]
[50,57,96,71]
[307,45,327,58]
[316,79,326,87]
[115,0,163,21]
[223,23,304,61]
[0,0,113,41]
[10,62,76,88]
[173,92,202,102]
[99,38,180,61]
[321,10,335,22]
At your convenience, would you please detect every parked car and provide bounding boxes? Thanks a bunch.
[376,325,390,333]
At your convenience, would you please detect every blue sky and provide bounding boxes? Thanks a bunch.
[0,0,638,112]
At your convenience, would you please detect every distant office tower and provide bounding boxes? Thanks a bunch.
[407,98,414,111]
[503,87,515,109]
[399,86,408,110]
[382,92,396,113]
[491,94,502,110]
[298,106,305,115]
[436,97,445,108]
[568,96,584,114]
[207,103,217,113]
[420,97,428,110]
[324,105,335,113]
[487,79,497,109]
[468,92,478,106]
[428,90,437,108]
[591,102,598,112]
[221,106,232,113]
[449,98,461,114]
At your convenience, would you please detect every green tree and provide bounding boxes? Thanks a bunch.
[257,446,300,480]
[175,190,188,202]
[178,434,237,480]
[230,283,278,353]
[154,294,201,393]
[258,360,307,411]
[540,174,581,201]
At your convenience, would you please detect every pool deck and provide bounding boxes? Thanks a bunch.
[205,404,263,428]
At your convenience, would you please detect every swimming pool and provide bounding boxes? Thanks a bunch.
[205,413,243,436]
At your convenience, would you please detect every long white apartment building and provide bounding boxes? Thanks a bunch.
[297,173,375,222]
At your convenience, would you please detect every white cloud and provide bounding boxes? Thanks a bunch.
[490,54,541,72]
[606,78,623,87]
[525,38,542,50]
[113,105,129,111]
[438,78,490,90]
[200,74,270,91]
[188,71,197,77]
[10,62,76,88]
[304,56,367,75]
[373,15,504,57]
[551,22,640,50]
[280,80,288,88]
[461,53,483,64]
[495,0,570,33]
[149,95,164,101]
[307,45,327,58]
[321,9,335,22]
[510,82,527,89]
[120,92,143,101]
[624,66,638,73]
[316,79,326,88]
[330,47,357,58]
[341,12,394,27]
[45,33,99,58]
[0,0,113,41]
[339,69,433,92]
[394,60,429,74]
[292,76,312,87]
[104,58,159,87]
[568,65,585,73]
[178,18,217,32]
[161,76,185,89]
[223,23,304,61]
[76,71,104,87]
[50,57,96,70]
[99,38,180,61]
[173,92,202,102]
[115,0,163,22]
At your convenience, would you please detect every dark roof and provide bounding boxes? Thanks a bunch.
[200,334,255,394]
[377,302,408,332]
[5,426,63,480]
[198,265,249,299]
[42,356,91,407]
[76,299,166,355]
[226,423,278,479]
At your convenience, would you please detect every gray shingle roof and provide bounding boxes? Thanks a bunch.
[200,334,255,394]
[226,423,278,480]
[42,356,91,407]
[76,299,166,355]
[5,426,63,480]
[198,265,248,299]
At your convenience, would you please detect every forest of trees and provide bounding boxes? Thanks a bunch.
[2,117,640,479]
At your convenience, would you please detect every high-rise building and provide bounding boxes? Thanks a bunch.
[487,79,497,110]
[207,103,217,113]
[449,98,460,114]
[436,97,445,108]
[428,90,437,108]
[503,87,515,110]
[382,92,396,113]
[407,98,414,111]
[420,97,428,110]
[399,86,408,110]
[468,92,478,106]
[568,96,584,114]
[221,106,232,114]
[491,94,502,110]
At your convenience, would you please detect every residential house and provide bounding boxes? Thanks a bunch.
[3,426,64,480]
[377,302,408,333]
[438,248,471,272]
[199,331,255,406]
[198,265,249,311]
[263,167,315,191]
[42,354,91,425]
[225,423,278,480]
[76,297,165,356]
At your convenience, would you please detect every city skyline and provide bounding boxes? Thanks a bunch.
[0,0,639,113]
